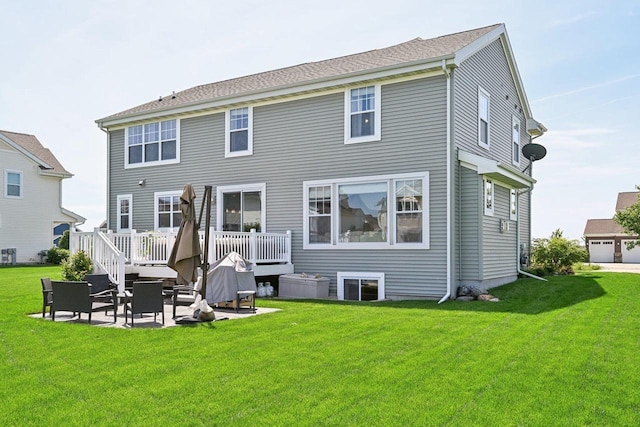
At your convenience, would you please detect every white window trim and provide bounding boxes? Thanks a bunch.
[484,178,494,217]
[512,115,521,166]
[216,183,266,232]
[225,106,254,158]
[116,194,133,232]
[124,119,180,169]
[4,170,22,199]
[344,84,382,144]
[303,172,429,250]
[510,189,518,221]
[337,272,385,301]
[154,190,182,232]
[478,87,490,149]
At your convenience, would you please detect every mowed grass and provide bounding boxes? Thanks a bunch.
[1,266,639,426]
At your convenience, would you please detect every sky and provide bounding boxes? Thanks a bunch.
[1,0,638,241]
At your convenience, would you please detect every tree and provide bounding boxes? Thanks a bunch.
[614,186,640,250]
[531,229,588,274]
[58,230,70,250]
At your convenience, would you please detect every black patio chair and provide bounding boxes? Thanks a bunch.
[51,281,117,324]
[41,277,53,317]
[125,281,165,327]
[85,273,118,303]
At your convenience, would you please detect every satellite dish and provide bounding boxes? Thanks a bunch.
[522,143,547,161]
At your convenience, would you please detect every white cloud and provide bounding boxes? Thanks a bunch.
[532,74,640,103]
[541,127,615,149]
[551,11,598,26]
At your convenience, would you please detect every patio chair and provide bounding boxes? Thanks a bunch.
[51,281,117,324]
[125,281,165,327]
[172,276,201,319]
[41,277,53,317]
[85,273,118,303]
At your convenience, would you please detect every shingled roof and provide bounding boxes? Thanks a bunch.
[584,219,624,236]
[0,130,71,176]
[615,191,639,211]
[584,191,639,236]
[98,24,502,123]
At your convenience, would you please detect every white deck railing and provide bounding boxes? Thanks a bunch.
[70,229,126,291]
[71,228,292,288]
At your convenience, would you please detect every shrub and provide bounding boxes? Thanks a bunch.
[531,229,589,275]
[61,250,93,281]
[47,246,70,264]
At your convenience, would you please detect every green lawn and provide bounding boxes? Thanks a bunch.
[1,265,639,426]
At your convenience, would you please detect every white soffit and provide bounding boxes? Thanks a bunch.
[458,149,535,189]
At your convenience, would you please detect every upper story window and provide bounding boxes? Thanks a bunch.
[154,191,182,231]
[304,172,429,249]
[345,85,381,144]
[478,87,490,149]
[484,178,494,216]
[126,119,179,168]
[225,107,253,157]
[117,194,132,232]
[4,170,22,198]
[512,116,521,166]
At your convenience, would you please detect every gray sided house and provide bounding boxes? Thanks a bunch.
[96,23,546,301]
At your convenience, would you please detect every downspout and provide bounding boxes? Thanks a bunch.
[439,60,453,303]
[97,123,110,231]
[517,133,547,281]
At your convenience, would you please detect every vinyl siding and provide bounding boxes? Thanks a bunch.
[459,166,480,281]
[482,183,517,280]
[108,75,450,298]
[452,38,532,287]
[452,39,531,169]
[0,148,70,262]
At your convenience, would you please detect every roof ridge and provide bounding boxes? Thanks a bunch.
[100,23,505,123]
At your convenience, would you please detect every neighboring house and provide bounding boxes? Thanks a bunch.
[94,23,546,300]
[0,130,85,263]
[584,191,640,263]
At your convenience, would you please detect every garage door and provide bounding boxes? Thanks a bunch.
[589,240,614,263]
[621,240,640,263]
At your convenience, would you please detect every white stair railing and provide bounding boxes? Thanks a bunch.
[70,228,126,292]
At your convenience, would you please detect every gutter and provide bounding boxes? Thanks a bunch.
[439,60,453,303]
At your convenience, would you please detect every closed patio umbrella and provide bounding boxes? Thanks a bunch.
[168,184,202,285]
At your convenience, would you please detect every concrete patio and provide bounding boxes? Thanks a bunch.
[33,301,280,328]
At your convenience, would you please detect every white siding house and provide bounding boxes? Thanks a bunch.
[0,130,85,263]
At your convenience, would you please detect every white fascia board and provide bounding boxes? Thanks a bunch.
[61,207,86,225]
[97,58,453,129]
[458,149,535,189]
[0,133,53,170]
[39,169,73,179]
